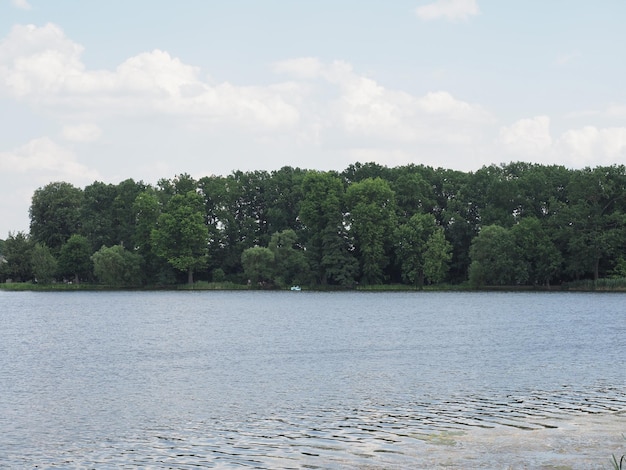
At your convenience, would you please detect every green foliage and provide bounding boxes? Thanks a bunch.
[1,232,34,282]
[31,243,57,284]
[394,213,452,286]
[469,225,524,287]
[346,177,396,284]
[299,171,357,285]
[510,217,561,285]
[91,245,143,287]
[151,191,209,284]
[609,258,626,278]
[81,181,118,251]
[58,234,92,284]
[29,182,83,253]
[423,228,452,285]
[241,246,275,286]
[211,268,226,282]
[268,229,308,287]
[9,161,626,289]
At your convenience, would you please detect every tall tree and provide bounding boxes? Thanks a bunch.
[31,243,57,284]
[558,166,626,280]
[299,171,357,286]
[510,217,561,286]
[395,213,451,287]
[112,178,146,248]
[268,229,308,287]
[29,182,83,253]
[1,232,34,282]
[423,226,453,285]
[346,177,397,284]
[58,234,93,284]
[151,191,209,284]
[81,181,118,252]
[468,225,525,287]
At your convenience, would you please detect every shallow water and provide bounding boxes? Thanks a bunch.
[1,290,624,468]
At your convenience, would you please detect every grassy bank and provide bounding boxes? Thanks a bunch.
[3,278,626,292]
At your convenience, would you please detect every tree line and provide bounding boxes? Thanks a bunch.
[1,161,625,288]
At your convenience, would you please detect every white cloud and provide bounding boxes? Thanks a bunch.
[61,123,102,142]
[0,137,99,180]
[556,126,626,167]
[499,116,553,158]
[0,24,300,129]
[415,0,479,22]
[276,58,491,146]
[606,104,626,118]
[272,57,323,79]
[11,0,31,10]
[498,116,626,168]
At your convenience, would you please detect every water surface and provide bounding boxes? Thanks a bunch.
[1,290,624,468]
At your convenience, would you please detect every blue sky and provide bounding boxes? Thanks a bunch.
[1,0,625,237]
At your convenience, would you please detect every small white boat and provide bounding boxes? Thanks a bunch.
[290,286,301,291]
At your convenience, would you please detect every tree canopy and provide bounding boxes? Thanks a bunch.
[2,162,626,288]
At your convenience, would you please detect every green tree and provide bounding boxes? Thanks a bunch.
[268,229,308,287]
[390,169,435,221]
[31,243,57,284]
[510,217,561,286]
[91,244,143,287]
[557,166,626,280]
[468,225,524,287]
[112,178,146,248]
[1,232,34,282]
[299,171,357,286]
[81,181,118,252]
[29,182,83,253]
[131,188,174,284]
[241,246,275,286]
[151,191,209,284]
[423,227,453,284]
[58,234,93,283]
[346,177,397,284]
[394,213,451,286]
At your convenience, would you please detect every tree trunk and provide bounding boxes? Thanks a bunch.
[187,267,194,284]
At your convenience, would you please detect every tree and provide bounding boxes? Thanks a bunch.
[58,234,92,283]
[468,225,525,287]
[423,227,452,285]
[395,213,451,287]
[1,232,34,282]
[81,181,118,252]
[299,171,357,286]
[346,177,397,284]
[151,191,209,284]
[241,246,275,286]
[91,245,143,287]
[31,243,57,284]
[268,229,308,287]
[556,166,626,280]
[112,178,146,248]
[390,170,435,221]
[29,182,83,253]
[510,217,561,286]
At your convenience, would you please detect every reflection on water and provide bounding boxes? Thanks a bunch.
[1,291,625,468]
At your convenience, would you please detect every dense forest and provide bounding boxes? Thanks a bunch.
[1,161,626,289]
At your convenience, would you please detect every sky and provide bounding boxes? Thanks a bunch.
[1,0,626,237]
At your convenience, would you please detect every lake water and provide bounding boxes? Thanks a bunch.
[1,290,625,469]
